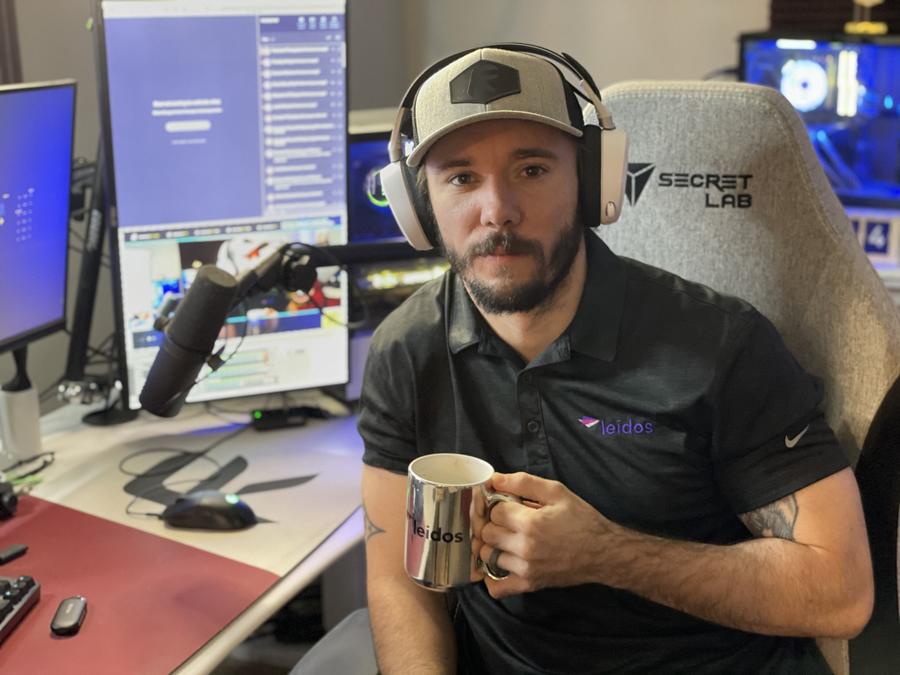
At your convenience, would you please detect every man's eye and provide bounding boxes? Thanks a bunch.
[449,173,473,186]
[523,165,547,178]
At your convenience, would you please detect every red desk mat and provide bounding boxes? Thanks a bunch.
[0,495,278,675]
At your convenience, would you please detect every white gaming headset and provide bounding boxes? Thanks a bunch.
[380,42,629,251]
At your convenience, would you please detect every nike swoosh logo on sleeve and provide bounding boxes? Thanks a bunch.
[785,424,810,448]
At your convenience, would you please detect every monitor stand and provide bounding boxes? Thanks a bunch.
[83,404,139,427]
[0,347,42,467]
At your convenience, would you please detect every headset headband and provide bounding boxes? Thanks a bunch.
[381,42,630,249]
[389,43,615,163]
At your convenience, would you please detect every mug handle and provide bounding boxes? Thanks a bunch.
[481,488,522,580]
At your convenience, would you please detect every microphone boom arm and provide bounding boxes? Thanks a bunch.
[230,243,319,311]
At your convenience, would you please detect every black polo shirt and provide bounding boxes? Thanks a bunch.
[359,232,848,674]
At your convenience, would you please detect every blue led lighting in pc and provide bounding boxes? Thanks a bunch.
[741,34,900,209]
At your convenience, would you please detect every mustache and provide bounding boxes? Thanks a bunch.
[465,231,543,260]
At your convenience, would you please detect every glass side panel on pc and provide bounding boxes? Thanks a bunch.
[740,34,899,210]
[0,82,75,354]
[99,0,349,410]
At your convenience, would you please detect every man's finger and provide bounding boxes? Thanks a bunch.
[479,543,524,577]
[488,500,536,531]
[484,574,528,599]
[492,471,564,504]
[480,521,524,555]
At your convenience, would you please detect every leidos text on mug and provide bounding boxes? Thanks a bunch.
[407,512,465,543]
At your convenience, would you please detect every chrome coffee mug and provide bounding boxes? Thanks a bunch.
[405,453,520,591]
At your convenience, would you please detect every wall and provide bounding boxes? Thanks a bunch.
[2,0,770,409]
[408,0,769,86]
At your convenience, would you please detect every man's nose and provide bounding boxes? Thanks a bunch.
[479,177,522,230]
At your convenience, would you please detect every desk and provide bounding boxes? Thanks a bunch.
[0,403,365,674]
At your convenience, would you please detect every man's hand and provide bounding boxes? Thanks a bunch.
[476,468,872,639]
[476,471,619,599]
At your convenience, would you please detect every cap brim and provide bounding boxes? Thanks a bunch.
[406,111,583,167]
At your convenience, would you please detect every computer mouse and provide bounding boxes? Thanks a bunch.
[161,490,257,531]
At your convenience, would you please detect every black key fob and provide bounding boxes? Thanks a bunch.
[0,544,27,565]
[51,596,87,636]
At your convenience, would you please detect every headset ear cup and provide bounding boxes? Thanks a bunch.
[380,160,434,251]
[579,125,601,229]
[599,127,628,224]
[402,164,440,249]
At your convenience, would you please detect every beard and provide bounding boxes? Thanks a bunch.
[434,208,584,316]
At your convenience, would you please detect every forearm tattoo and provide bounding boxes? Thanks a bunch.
[740,494,799,541]
[364,504,386,542]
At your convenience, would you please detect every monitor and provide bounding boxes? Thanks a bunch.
[0,81,76,354]
[739,33,900,209]
[345,128,447,329]
[97,0,349,410]
[348,130,404,245]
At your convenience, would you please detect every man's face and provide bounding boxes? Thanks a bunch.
[423,119,583,315]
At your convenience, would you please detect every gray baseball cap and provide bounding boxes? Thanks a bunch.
[406,47,584,167]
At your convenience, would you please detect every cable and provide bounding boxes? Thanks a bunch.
[38,377,65,401]
[190,300,249,388]
[204,392,273,422]
[121,423,250,518]
[300,292,367,330]
[287,242,371,330]
[62,329,116,361]
[1,451,55,478]
[118,448,223,478]
[125,478,222,518]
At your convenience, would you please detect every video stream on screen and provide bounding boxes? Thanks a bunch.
[101,0,349,408]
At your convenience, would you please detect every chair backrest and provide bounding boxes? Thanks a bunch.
[600,80,900,675]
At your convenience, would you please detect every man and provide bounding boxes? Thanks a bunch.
[359,46,873,674]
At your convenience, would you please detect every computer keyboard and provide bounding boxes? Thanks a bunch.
[0,575,40,644]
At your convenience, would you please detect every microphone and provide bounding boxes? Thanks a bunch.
[139,265,238,417]
[138,242,375,418]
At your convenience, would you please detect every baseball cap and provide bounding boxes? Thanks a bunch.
[406,47,584,167]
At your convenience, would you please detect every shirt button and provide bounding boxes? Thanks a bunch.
[521,374,532,386]
[526,419,541,434]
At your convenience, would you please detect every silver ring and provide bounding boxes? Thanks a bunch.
[484,547,509,580]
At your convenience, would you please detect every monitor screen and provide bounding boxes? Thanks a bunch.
[0,81,75,354]
[347,131,406,245]
[99,0,349,409]
[740,34,900,209]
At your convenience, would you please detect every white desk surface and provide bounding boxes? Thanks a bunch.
[1,400,365,674]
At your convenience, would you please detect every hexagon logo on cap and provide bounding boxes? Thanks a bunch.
[449,60,521,105]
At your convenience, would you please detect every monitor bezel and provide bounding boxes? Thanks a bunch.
[94,0,351,411]
[0,79,77,355]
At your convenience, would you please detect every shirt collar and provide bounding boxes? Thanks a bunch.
[567,232,626,362]
[447,271,482,354]
[447,232,626,361]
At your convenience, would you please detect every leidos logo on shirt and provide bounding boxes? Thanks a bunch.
[579,416,654,435]
[407,512,464,543]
